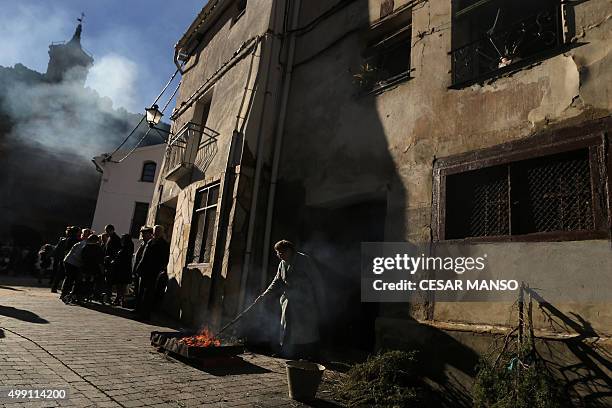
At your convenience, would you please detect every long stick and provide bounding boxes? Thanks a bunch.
[216,295,263,336]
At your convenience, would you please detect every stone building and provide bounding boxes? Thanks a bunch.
[150,0,611,400]
[148,0,286,326]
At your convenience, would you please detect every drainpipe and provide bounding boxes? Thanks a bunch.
[260,0,301,291]
[237,0,288,312]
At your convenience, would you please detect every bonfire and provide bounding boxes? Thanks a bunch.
[179,327,221,347]
[179,327,221,348]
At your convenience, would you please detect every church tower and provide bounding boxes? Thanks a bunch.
[45,15,94,84]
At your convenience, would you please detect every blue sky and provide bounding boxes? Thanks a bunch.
[0,1,206,113]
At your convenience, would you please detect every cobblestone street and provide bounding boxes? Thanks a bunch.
[0,279,342,408]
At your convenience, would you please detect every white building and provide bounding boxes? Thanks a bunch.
[91,144,165,240]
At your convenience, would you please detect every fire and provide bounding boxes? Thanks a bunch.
[179,327,221,348]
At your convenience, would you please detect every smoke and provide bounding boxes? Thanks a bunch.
[0,72,146,160]
[86,54,139,115]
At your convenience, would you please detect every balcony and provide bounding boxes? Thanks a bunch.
[451,6,564,87]
[164,122,219,182]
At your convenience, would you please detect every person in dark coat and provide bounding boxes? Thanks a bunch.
[81,234,104,302]
[111,234,134,307]
[132,226,153,306]
[37,244,54,284]
[134,225,169,320]
[102,224,121,303]
[51,226,79,293]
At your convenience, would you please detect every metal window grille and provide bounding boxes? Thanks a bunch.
[513,149,593,234]
[360,27,412,93]
[445,148,597,239]
[188,183,220,264]
[450,2,564,86]
[446,166,509,239]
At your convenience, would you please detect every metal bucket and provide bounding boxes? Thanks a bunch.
[286,360,326,401]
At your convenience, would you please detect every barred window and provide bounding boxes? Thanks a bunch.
[187,183,220,264]
[450,0,566,86]
[358,5,412,93]
[437,135,609,242]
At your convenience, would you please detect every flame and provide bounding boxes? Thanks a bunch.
[179,327,221,348]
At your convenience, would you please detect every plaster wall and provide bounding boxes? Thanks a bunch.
[149,0,285,325]
[278,0,612,336]
[91,144,164,240]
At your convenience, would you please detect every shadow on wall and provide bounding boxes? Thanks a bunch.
[168,267,215,328]
[525,288,612,407]
[267,0,411,354]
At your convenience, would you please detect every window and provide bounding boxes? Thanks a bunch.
[451,0,565,86]
[187,183,220,264]
[232,0,247,26]
[434,129,609,242]
[357,7,412,93]
[141,161,157,182]
[130,202,150,238]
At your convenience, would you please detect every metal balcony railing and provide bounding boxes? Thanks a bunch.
[164,122,219,181]
[451,6,563,86]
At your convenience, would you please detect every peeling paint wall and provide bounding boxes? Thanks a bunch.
[277,0,612,344]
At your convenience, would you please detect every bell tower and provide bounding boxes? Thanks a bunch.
[45,14,94,84]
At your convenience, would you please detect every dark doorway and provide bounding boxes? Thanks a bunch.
[302,199,386,352]
[155,201,176,245]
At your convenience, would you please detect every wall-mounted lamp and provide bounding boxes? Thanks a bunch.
[145,104,164,126]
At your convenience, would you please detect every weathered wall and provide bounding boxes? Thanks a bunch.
[149,0,284,326]
[277,0,612,341]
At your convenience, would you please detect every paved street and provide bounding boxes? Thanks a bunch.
[0,278,342,408]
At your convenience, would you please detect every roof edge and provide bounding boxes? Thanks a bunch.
[176,0,223,51]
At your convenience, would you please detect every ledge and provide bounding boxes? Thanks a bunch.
[377,317,612,344]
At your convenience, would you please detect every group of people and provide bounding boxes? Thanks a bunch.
[48,223,169,320]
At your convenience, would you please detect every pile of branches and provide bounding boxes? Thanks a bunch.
[335,350,432,407]
[472,343,565,408]
[472,285,568,408]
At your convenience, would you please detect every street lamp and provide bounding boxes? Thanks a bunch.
[145,104,164,126]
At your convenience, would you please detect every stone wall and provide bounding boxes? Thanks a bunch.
[148,0,285,327]
[275,0,612,341]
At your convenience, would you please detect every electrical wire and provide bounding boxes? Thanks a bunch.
[161,79,182,115]
[103,67,182,163]
[170,34,265,121]
[110,126,153,163]
[104,115,146,161]
[152,67,180,107]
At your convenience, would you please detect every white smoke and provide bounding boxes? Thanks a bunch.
[86,53,139,113]
[1,76,145,159]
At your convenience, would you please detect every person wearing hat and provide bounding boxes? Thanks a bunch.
[134,225,169,320]
[132,226,153,310]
